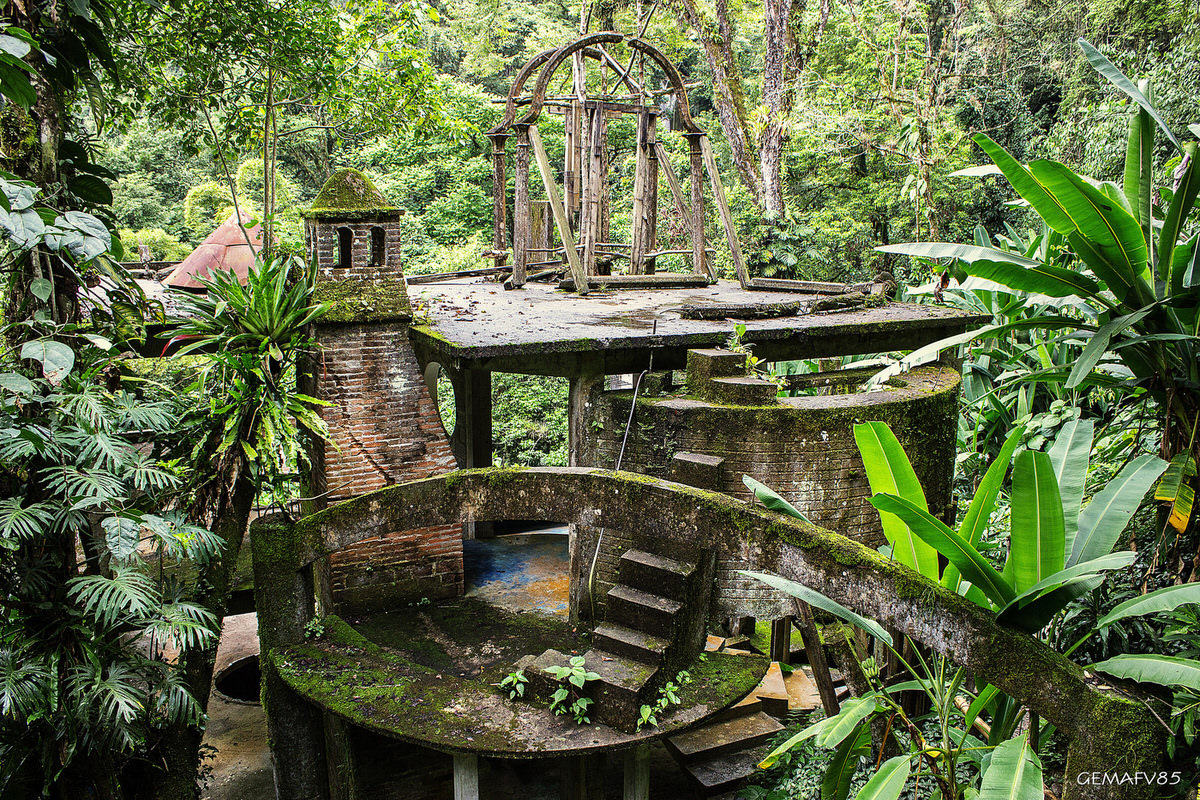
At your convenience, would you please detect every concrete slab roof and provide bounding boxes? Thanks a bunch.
[409,279,989,376]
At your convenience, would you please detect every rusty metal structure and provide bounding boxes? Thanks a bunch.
[485,32,750,295]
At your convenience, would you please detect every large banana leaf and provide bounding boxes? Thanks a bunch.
[1154,452,1197,534]
[877,241,1101,297]
[972,134,1075,234]
[742,475,812,523]
[997,575,1104,633]
[1047,419,1093,556]
[1123,104,1153,243]
[978,734,1043,800]
[1160,142,1199,285]
[1065,307,1153,389]
[758,695,879,768]
[869,494,1015,607]
[943,427,1023,592]
[1009,450,1066,594]
[822,723,871,800]
[853,422,939,579]
[854,756,910,800]
[741,571,892,645]
[1071,454,1168,565]
[1091,654,1200,691]
[1078,39,1181,151]
[1029,161,1152,306]
[1097,582,1200,629]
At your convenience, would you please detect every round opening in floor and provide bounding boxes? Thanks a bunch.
[214,654,261,704]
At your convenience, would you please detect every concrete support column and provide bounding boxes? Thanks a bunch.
[452,753,479,800]
[568,371,606,624]
[448,366,493,539]
[250,516,330,800]
[623,744,650,800]
[770,616,793,664]
[560,753,604,800]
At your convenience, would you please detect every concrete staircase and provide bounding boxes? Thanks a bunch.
[686,348,779,406]
[523,548,702,731]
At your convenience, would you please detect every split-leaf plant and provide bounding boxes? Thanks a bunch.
[878,38,1200,579]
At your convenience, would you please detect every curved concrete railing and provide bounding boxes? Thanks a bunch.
[254,467,1167,800]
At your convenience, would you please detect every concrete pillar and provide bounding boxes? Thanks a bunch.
[568,372,606,624]
[250,516,330,800]
[560,753,604,800]
[452,753,479,800]
[449,367,493,538]
[770,617,793,664]
[623,744,650,800]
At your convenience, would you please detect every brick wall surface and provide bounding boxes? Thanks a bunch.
[310,314,463,614]
[577,363,961,620]
[306,218,404,283]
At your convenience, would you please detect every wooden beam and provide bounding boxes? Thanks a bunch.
[488,134,508,271]
[685,134,709,279]
[558,273,709,291]
[699,135,749,287]
[511,127,531,287]
[655,141,694,238]
[528,124,589,293]
[406,266,511,285]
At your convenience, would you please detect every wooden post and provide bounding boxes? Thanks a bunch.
[796,601,841,717]
[770,616,793,664]
[528,124,588,293]
[488,133,508,270]
[511,126,531,287]
[531,201,550,254]
[623,744,650,800]
[644,112,658,274]
[452,753,479,800]
[629,112,648,275]
[582,106,605,276]
[699,135,748,286]
[685,133,708,279]
[655,141,694,238]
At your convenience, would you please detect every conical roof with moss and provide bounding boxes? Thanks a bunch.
[305,168,399,220]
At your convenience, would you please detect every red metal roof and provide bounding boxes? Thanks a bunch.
[163,211,263,290]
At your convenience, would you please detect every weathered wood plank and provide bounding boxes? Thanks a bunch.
[686,134,708,279]
[528,124,589,292]
[699,136,748,287]
[511,128,530,287]
[655,141,694,238]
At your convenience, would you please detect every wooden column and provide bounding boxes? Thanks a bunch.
[528,124,588,292]
[796,601,841,717]
[511,126,531,287]
[643,113,658,274]
[452,753,479,800]
[655,141,694,239]
[623,744,650,800]
[562,753,605,800]
[581,106,605,276]
[488,133,508,270]
[630,110,650,274]
[770,616,793,663]
[685,133,707,278]
[700,136,748,285]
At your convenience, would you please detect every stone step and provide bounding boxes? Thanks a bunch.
[591,623,669,665]
[583,649,658,731]
[702,376,779,406]
[680,743,775,796]
[666,711,784,762]
[686,348,748,382]
[606,585,683,638]
[618,549,696,602]
[755,662,790,718]
[710,691,764,724]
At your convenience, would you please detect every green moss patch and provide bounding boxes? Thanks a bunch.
[314,277,411,324]
[306,168,398,220]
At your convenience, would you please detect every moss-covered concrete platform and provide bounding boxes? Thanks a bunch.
[409,279,987,375]
[272,599,768,759]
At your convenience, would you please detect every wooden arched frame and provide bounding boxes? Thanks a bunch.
[486,33,748,293]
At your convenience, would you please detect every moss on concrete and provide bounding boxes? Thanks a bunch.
[305,168,398,220]
[314,277,411,324]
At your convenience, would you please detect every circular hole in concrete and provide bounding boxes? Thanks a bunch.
[214,655,261,704]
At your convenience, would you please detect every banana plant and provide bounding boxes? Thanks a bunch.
[877,39,1200,555]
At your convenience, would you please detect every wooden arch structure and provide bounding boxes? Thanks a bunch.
[485,33,750,294]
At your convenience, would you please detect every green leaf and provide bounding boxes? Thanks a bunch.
[1047,419,1093,555]
[822,722,870,800]
[1098,583,1200,629]
[1154,453,1196,534]
[997,575,1105,633]
[853,755,910,800]
[19,340,75,383]
[978,734,1043,799]
[962,258,1103,299]
[1078,39,1180,150]
[30,277,52,302]
[741,571,892,644]
[743,475,811,523]
[1160,143,1199,287]
[973,133,1075,234]
[0,372,34,394]
[1092,654,1200,691]
[869,494,1015,607]
[102,515,141,562]
[818,695,879,748]
[1029,160,1151,305]
[1008,451,1065,594]
[946,427,1023,591]
[759,713,842,768]
[1066,307,1152,389]
[853,422,938,579]
[1072,454,1168,565]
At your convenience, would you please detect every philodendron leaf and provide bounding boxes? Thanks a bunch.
[1092,654,1200,691]
[19,340,75,383]
[743,475,811,523]
[740,571,892,645]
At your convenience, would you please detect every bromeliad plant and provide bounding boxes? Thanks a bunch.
[879,39,1200,576]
